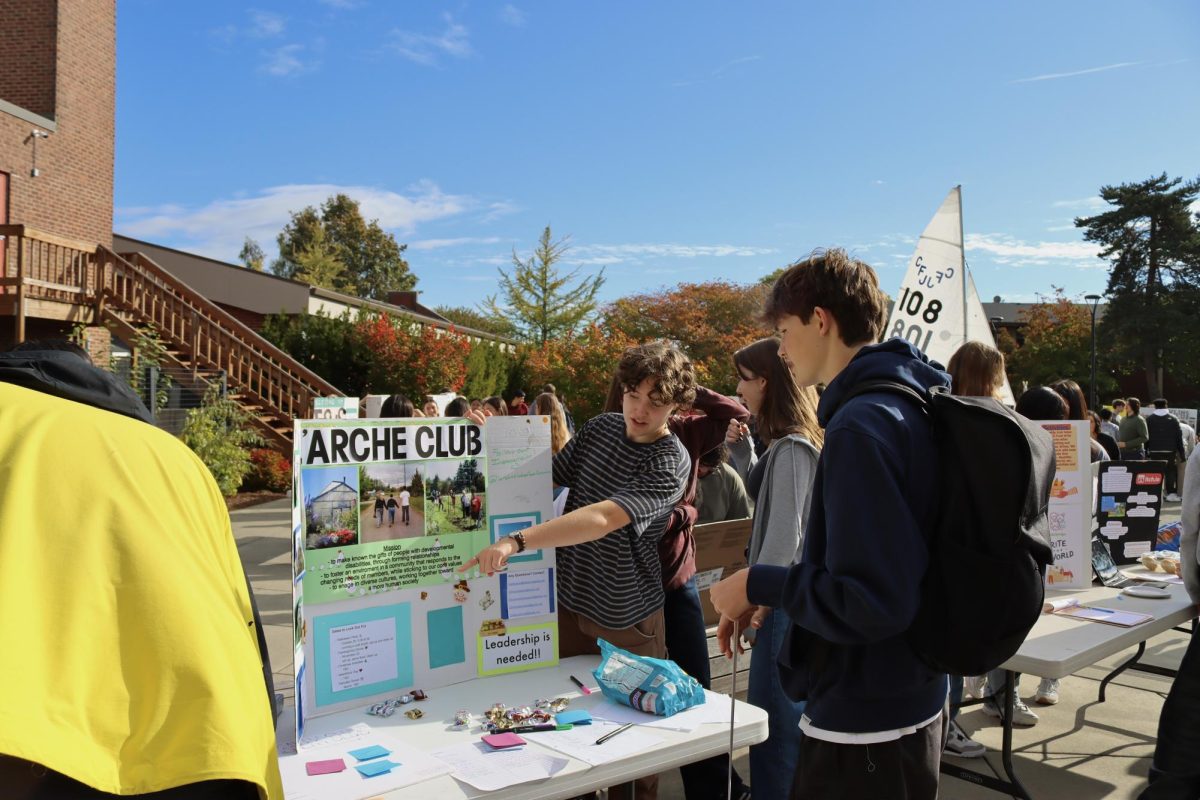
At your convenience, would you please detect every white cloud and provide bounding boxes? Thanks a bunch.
[388,14,472,66]
[410,237,505,251]
[566,242,778,265]
[1012,61,1140,84]
[481,200,520,222]
[671,55,761,87]
[249,10,286,38]
[261,44,315,77]
[116,182,475,263]
[965,233,1103,268]
[1052,196,1108,211]
[499,5,526,27]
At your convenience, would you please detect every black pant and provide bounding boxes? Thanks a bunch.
[663,577,748,799]
[1141,624,1200,799]
[792,709,947,800]
[1148,452,1179,494]
[0,758,257,800]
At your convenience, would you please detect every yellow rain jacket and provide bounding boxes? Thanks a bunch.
[0,380,283,798]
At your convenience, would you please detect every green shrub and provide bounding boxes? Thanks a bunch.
[180,387,263,496]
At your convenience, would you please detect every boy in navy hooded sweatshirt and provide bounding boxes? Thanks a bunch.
[711,248,951,799]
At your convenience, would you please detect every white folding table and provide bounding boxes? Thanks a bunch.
[941,580,1197,799]
[277,654,768,799]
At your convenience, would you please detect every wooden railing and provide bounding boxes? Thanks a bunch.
[95,246,342,432]
[1,225,97,339]
[2,226,347,445]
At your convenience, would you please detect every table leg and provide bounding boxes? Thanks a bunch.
[999,669,1032,800]
[1099,641,1146,703]
[939,670,1031,799]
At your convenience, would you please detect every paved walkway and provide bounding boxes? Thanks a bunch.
[233,497,1189,799]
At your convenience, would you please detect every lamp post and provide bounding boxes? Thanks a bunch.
[1085,294,1102,412]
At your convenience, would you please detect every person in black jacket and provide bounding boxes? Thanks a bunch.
[1147,399,1187,501]
[711,250,950,800]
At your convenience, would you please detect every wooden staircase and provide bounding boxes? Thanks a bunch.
[98,246,342,448]
[2,225,342,448]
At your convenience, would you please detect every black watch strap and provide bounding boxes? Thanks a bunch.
[511,531,527,553]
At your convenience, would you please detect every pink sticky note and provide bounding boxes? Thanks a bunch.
[481,732,527,749]
[306,758,346,775]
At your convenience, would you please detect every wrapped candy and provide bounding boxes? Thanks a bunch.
[404,708,424,720]
[453,709,471,729]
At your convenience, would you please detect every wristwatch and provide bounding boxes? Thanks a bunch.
[510,531,527,553]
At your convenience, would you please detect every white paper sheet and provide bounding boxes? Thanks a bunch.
[281,737,452,800]
[432,741,569,791]
[503,569,554,618]
[328,618,398,692]
[524,719,663,765]
[591,689,736,732]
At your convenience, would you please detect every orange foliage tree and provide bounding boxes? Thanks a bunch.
[603,280,770,394]
[354,314,471,398]
[520,324,638,421]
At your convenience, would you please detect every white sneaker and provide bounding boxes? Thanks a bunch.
[963,675,988,700]
[982,697,1039,727]
[1035,678,1060,705]
[1166,493,1182,502]
[943,720,987,758]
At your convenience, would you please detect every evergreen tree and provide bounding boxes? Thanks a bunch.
[1077,174,1200,397]
[482,226,605,345]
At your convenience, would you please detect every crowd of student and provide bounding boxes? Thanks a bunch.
[3,247,1198,799]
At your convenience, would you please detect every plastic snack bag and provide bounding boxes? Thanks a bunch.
[592,638,705,717]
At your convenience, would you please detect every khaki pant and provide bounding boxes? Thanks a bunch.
[559,606,666,800]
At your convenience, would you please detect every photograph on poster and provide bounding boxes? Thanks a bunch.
[302,468,359,549]
[421,459,487,535]
[359,463,427,541]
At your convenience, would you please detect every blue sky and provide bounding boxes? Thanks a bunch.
[114,1,1200,309]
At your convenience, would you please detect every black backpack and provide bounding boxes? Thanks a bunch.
[841,381,1056,676]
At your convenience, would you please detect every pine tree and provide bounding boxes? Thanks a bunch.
[482,226,605,345]
[1076,174,1200,397]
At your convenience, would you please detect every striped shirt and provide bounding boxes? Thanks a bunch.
[553,412,690,629]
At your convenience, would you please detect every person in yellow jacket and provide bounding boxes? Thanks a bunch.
[0,341,283,800]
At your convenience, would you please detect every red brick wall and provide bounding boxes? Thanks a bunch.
[0,1,114,248]
[0,2,57,118]
[217,302,268,333]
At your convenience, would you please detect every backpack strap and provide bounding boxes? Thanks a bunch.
[833,379,931,416]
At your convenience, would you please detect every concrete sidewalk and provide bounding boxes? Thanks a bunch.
[234,497,1190,799]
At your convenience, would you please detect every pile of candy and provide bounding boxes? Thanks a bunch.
[479,697,571,731]
[365,689,429,718]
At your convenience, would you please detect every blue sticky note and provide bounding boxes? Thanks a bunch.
[557,710,592,725]
[348,745,391,762]
[355,759,400,777]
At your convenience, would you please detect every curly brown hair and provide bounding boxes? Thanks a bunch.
[614,341,697,408]
[763,248,887,346]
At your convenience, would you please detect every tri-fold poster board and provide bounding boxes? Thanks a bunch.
[290,415,558,743]
[1041,421,1091,590]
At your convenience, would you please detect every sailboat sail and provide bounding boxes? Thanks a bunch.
[884,186,1014,403]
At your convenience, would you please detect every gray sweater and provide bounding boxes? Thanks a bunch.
[729,433,820,568]
[1182,447,1200,605]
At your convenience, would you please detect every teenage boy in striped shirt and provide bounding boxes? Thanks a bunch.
[463,341,694,800]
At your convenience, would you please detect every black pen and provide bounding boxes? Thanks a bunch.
[569,674,593,695]
[594,722,634,745]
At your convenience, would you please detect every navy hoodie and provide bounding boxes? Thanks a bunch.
[746,338,951,733]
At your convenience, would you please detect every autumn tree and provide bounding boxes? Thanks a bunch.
[1077,174,1200,397]
[999,288,1118,400]
[354,314,470,398]
[519,323,638,421]
[272,194,416,300]
[482,226,605,345]
[604,280,770,394]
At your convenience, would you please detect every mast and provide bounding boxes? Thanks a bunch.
[957,185,967,345]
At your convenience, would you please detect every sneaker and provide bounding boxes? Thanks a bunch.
[1035,677,1060,705]
[943,720,987,758]
[1166,493,1182,502]
[982,696,1039,727]
[963,675,988,700]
